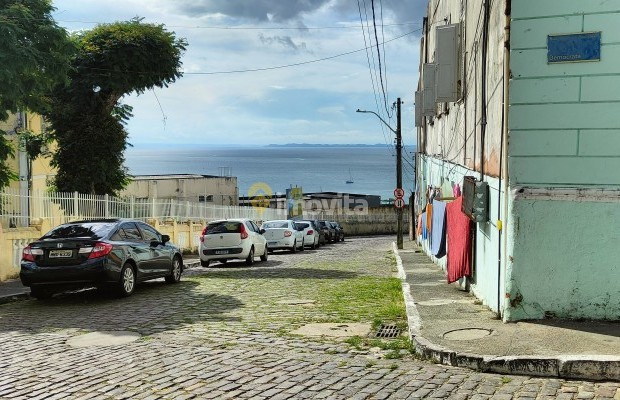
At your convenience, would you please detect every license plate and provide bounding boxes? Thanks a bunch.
[49,249,73,258]
[215,250,229,255]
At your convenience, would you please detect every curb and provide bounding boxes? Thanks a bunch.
[392,243,620,382]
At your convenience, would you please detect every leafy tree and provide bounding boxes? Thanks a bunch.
[0,0,73,188]
[47,18,187,195]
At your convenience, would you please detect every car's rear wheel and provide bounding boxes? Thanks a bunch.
[165,256,182,284]
[30,286,53,299]
[117,263,136,297]
[245,247,255,265]
[260,245,268,262]
[200,260,210,268]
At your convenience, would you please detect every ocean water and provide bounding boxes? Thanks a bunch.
[124,146,415,201]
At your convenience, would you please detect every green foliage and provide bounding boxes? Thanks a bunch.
[0,0,73,188]
[46,18,187,195]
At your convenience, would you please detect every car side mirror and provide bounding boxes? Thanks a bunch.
[259,229,266,234]
[161,234,170,244]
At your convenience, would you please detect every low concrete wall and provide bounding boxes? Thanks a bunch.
[0,214,409,281]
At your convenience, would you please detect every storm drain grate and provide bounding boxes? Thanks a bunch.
[374,324,401,339]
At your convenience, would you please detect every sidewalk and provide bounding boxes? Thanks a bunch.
[394,240,620,382]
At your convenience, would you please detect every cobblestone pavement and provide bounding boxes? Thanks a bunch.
[0,236,618,399]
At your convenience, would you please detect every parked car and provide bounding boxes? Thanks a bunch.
[261,220,305,252]
[199,219,268,267]
[317,220,335,243]
[330,221,345,242]
[20,219,183,299]
[296,220,321,249]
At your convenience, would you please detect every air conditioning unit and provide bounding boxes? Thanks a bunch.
[462,176,488,222]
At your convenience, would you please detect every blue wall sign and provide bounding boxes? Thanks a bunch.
[547,32,601,63]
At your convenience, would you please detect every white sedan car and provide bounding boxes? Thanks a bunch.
[199,219,268,267]
[261,220,305,252]
[296,220,321,249]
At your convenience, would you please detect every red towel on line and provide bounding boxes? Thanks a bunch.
[446,196,472,283]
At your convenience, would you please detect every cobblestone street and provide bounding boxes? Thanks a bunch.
[0,236,618,399]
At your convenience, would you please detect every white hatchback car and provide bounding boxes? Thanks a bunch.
[296,220,321,249]
[261,220,305,252]
[199,219,268,267]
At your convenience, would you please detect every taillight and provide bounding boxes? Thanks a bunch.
[240,223,249,240]
[284,230,292,237]
[200,226,208,243]
[22,246,43,262]
[79,242,113,259]
[307,230,314,235]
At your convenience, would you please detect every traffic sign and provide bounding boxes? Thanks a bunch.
[394,198,406,209]
[394,188,405,198]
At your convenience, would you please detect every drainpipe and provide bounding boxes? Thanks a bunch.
[497,0,511,319]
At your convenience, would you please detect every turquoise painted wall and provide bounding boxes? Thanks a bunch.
[510,3,620,186]
[506,198,620,320]
[506,1,620,320]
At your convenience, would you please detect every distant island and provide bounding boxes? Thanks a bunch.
[266,143,391,148]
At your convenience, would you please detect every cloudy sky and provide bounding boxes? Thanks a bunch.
[52,0,425,147]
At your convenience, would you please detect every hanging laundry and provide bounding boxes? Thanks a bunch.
[453,183,461,197]
[416,213,423,238]
[425,203,433,235]
[446,196,472,283]
[430,200,447,258]
[421,212,428,240]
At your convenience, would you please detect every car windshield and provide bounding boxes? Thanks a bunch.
[206,221,242,234]
[262,221,289,229]
[41,222,116,240]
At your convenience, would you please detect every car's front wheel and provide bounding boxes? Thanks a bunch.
[165,256,182,283]
[117,263,136,297]
[245,247,255,265]
[200,260,211,268]
[260,245,268,262]
[299,239,305,251]
[291,240,297,253]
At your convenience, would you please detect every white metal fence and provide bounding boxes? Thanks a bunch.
[0,189,287,228]
[0,188,406,229]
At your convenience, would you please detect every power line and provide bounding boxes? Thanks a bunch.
[371,0,391,118]
[50,19,422,30]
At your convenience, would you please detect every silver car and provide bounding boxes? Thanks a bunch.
[261,220,305,252]
[199,219,268,267]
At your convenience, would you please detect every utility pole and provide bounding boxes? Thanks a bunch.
[355,99,404,249]
[395,98,403,249]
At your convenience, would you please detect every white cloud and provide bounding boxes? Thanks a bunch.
[52,0,422,145]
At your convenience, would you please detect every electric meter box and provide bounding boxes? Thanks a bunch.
[461,176,488,223]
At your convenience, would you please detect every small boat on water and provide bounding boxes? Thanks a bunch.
[346,169,354,184]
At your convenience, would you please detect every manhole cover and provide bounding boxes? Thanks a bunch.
[67,331,141,347]
[375,324,401,339]
[443,328,493,341]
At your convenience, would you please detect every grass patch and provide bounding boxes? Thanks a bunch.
[316,276,407,323]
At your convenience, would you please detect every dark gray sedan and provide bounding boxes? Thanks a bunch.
[20,219,183,299]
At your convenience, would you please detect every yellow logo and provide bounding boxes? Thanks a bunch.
[248,182,273,215]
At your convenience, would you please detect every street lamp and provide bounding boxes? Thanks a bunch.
[356,99,403,249]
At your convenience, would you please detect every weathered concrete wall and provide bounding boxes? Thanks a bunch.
[0,214,408,281]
